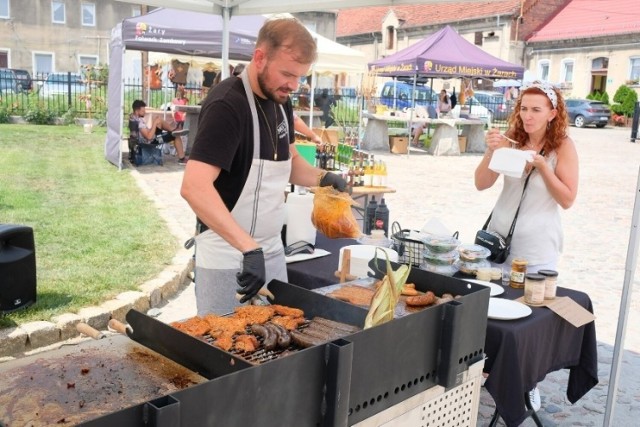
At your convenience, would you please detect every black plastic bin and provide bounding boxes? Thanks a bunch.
[0,224,37,313]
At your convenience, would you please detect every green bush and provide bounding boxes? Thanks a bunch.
[24,99,56,124]
[612,85,638,117]
[600,91,610,105]
[0,105,9,123]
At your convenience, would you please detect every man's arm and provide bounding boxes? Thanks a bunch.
[180,160,260,253]
[138,118,157,141]
[293,114,322,144]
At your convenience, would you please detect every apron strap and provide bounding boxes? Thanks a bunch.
[240,69,261,159]
[239,68,290,160]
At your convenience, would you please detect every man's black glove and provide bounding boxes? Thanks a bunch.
[236,248,266,303]
[320,171,350,193]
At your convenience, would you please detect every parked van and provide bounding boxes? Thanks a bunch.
[378,81,437,110]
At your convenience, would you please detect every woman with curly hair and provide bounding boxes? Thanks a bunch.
[474,81,578,411]
[475,81,578,272]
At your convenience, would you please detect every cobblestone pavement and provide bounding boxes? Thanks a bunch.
[139,126,640,426]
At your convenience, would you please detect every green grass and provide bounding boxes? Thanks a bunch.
[0,124,177,327]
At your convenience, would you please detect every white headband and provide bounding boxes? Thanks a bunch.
[521,81,558,108]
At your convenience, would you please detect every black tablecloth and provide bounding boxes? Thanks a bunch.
[483,285,598,426]
[287,234,598,427]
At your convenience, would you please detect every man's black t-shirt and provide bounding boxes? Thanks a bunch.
[189,76,294,212]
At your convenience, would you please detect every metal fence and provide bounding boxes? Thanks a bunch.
[1,74,509,128]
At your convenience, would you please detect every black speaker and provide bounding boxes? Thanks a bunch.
[0,224,37,313]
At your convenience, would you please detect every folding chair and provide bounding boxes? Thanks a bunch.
[128,119,169,166]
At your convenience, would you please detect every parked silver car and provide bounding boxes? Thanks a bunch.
[473,90,510,121]
[40,72,86,97]
[565,99,611,128]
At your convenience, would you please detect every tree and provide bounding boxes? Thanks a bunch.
[611,85,638,117]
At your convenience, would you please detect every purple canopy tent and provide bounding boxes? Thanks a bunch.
[369,25,524,80]
[120,8,265,61]
[105,9,267,168]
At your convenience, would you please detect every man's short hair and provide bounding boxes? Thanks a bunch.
[132,99,146,111]
[257,17,317,64]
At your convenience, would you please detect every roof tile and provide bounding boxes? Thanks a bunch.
[527,0,640,41]
[337,1,520,37]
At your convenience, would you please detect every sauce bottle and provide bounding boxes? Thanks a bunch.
[374,197,390,237]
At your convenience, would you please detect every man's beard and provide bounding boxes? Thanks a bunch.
[257,63,288,105]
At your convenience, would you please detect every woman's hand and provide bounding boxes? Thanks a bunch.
[485,128,510,152]
[528,153,547,171]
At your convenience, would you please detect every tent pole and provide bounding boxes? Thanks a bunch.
[408,74,418,157]
[119,47,126,171]
[357,72,364,151]
[309,63,316,128]
[222,7,231,79]
[603,167,640,426]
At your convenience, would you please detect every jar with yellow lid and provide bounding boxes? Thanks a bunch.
[509,258,528,289]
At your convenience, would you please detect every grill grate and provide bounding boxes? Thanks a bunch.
[201,320,312,364]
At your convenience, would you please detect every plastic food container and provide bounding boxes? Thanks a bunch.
[422,248,459,266]
[421,261,459,277]
[456,258,491,276]
[457,244,491,262]
[421,233,461,253]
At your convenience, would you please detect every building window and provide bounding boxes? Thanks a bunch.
[592,57,608,71]
[81,2,96,27]
[79,55,98,71]
[561,59,574,83]
[538,60,550,81]
[34,52,54,76]
[630,57,640,82]
[385,26,394,50]
[52,1,65,24]
[131,5,141,17]
[474,32,483,46]
[0,0,9,19]
[0,50,8,68]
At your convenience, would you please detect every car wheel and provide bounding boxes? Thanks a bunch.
[574,115,586,128]
[595,124,606,128]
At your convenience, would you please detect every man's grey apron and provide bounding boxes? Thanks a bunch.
[193,70,291,315]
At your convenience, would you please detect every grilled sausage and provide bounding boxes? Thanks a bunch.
[251,323,277,350]
[405,291,437,307]
[311,317,361,334]
[262,324,278,350]
[290,330,325,348]
[269,323,292,348]
[298,326,333,341]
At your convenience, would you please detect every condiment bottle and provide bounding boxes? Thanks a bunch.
[538,269,559,300]
[364,196,378,234]
[524,273,546,305]
[374,197,390,237]
[509,258,528,289]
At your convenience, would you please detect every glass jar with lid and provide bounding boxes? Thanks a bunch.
[524,273,546,305]
[509,258,528,289]
[538,269,559,299]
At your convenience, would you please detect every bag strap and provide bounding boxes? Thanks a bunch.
[482,148,545,241]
